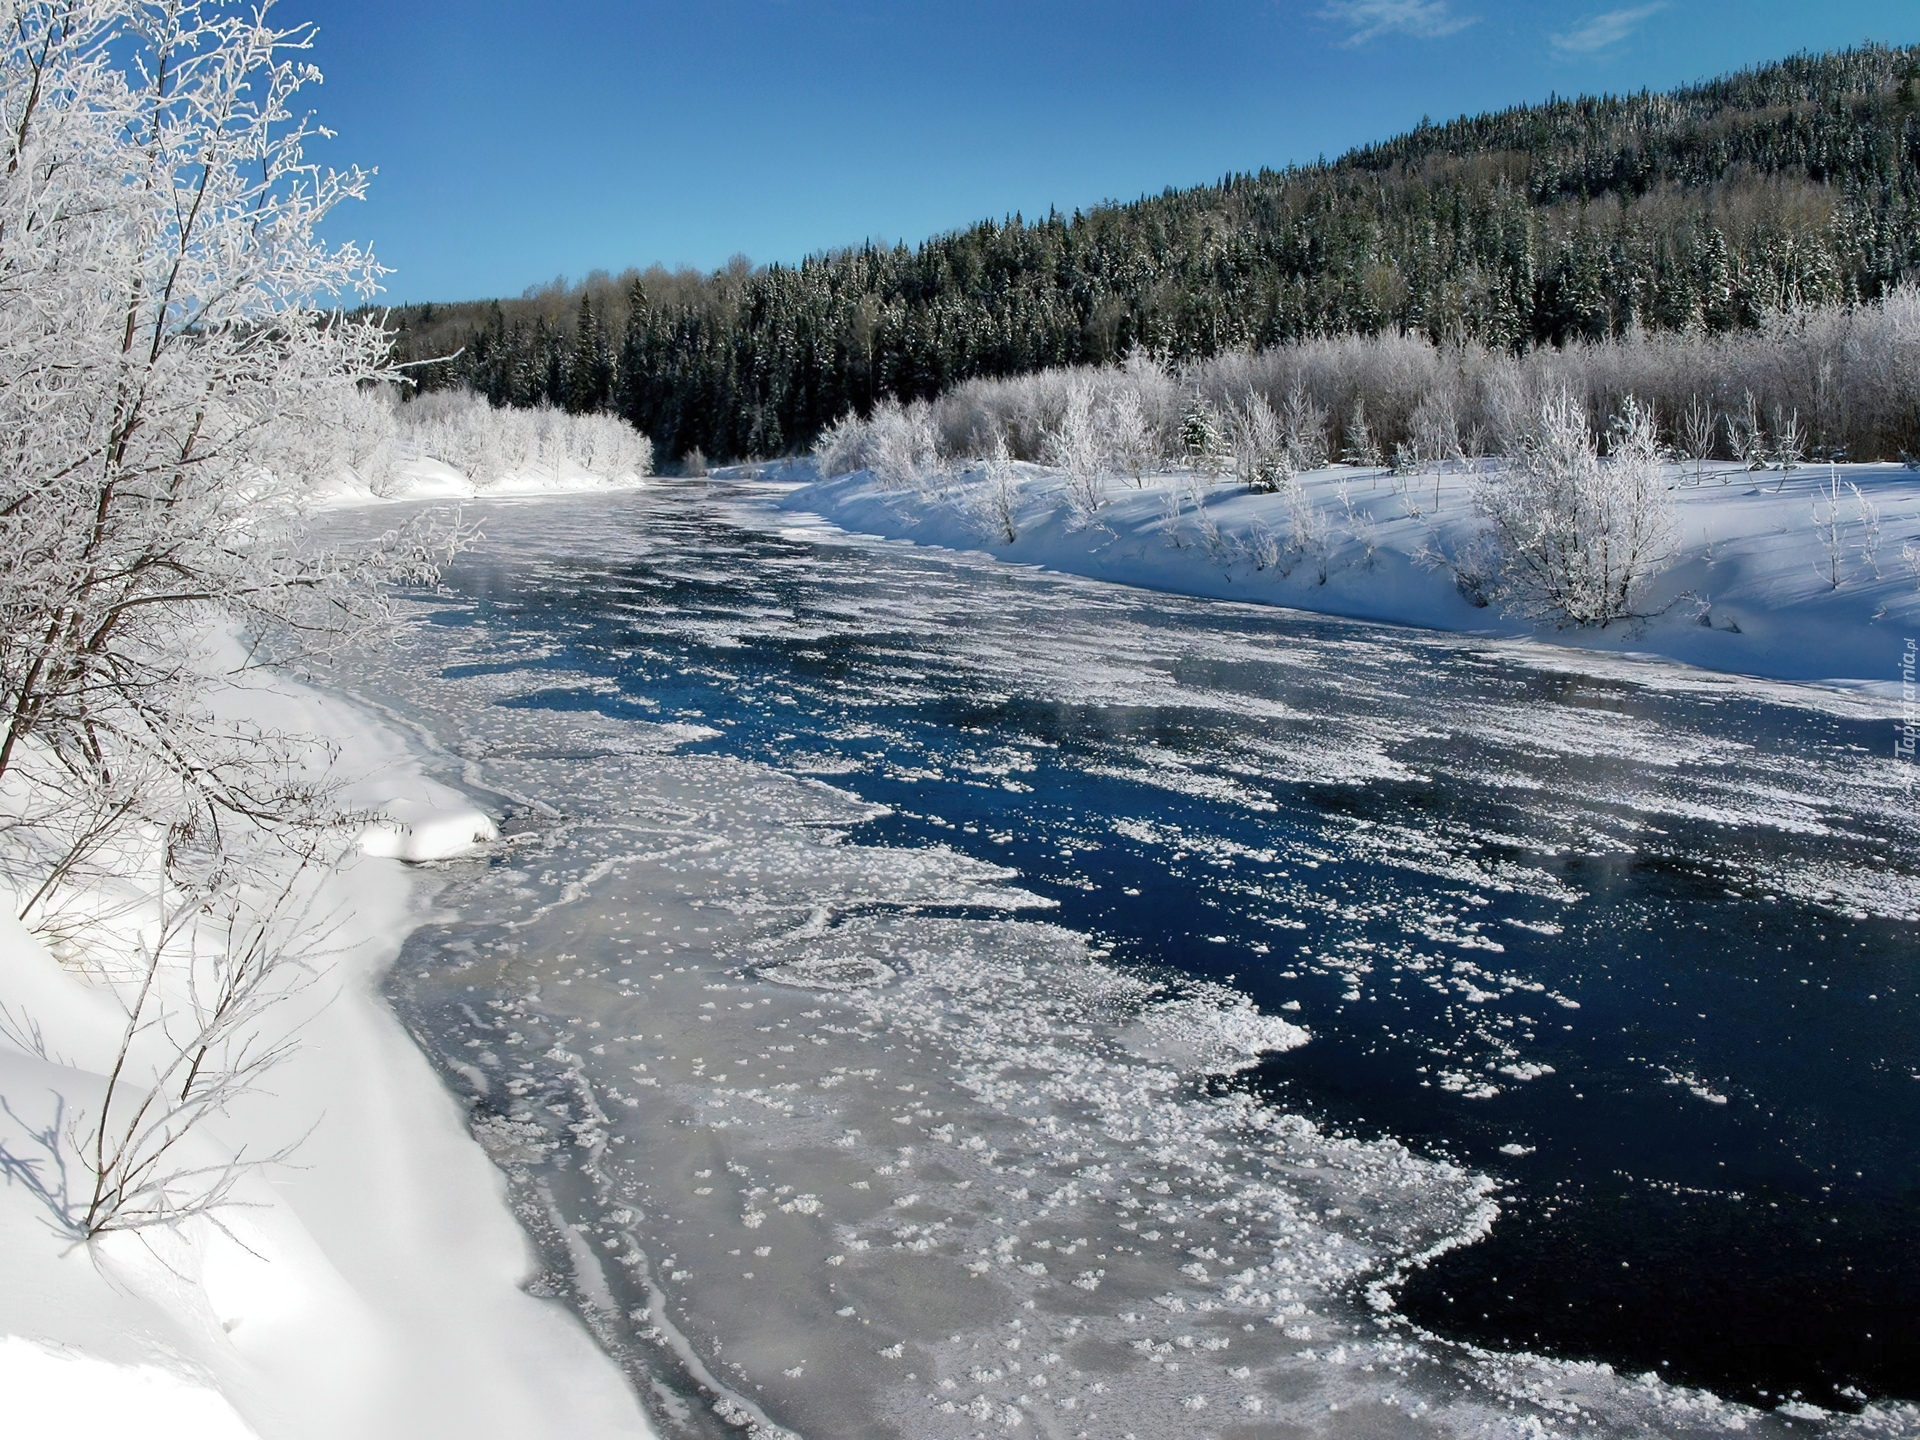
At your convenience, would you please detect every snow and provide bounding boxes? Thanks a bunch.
[781,459,1920,692]
[0,1336,260,1439]
[0,660,653,1438]
[310,455,649,509]
[357,795,498,861]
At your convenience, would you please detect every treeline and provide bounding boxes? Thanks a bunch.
[383,43,1920,464]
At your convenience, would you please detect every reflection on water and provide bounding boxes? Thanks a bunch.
[322,482,1919,1438]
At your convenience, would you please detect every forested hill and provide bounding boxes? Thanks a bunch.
[384,43,1920,464]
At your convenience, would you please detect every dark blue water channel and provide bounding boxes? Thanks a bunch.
[391,482,1919,1414]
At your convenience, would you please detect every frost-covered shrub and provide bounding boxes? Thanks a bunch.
[1106,388,1157,486]
[382,389,652,489]
[972,434,1020,544]
[1047,380,1108,515]
[813,409,873,478]
[868,283,1920,474]
[1229,394,1291,493]
[1476,392,1677,627]
[812,397,940,488]
[871,398,942,489]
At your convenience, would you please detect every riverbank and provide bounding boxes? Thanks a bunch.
[308,454,650,508]
[0,648,653,1439]
[778,459,1920,694]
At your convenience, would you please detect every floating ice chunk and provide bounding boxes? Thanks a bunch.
[358,798,498,862]
[1121,993,1308,1073]
[1435,1070,1502,1099]
[1660,1068,1731,1105]
[1778,1400,1829,1420]
[1497,1061,1556,1081]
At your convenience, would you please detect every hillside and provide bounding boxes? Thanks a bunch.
[384,44,1920,464]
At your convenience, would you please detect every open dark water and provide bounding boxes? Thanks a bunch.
[323,481,1919,1439]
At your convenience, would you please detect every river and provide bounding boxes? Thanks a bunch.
[320,479,1919,1439]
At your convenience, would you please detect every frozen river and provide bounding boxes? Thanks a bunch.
[323,480,1919,1438]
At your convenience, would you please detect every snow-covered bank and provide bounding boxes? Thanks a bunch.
[781,459,1920,692]
[310,453,649,508]
[0,658,652,1439]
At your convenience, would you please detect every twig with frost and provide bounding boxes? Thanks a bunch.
[1390,451,1427,518]
[1338,482,1379,570]
[1811,470,1845,591]
[1190,481,1226,558]
[1678,396,1718,485]
[1848,481,1882,580]
[1772,405,1806,475]
[1288,486,1333,585]
[1160,484,1187,549]
[1245,518,1281,572]
[72,838,340,1238]
[1107,389,1156,488]
[978,434,1019,545]
[1727,392,1768,471]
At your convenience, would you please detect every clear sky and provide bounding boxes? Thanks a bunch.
[297,0,1919,304]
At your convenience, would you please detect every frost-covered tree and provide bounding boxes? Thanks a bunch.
[0,0,416,803]
[1279,383,1330,471]
[1229,394,1290,493]
[0,0,444,1236]
[1475,392,1677,627]
[1046,380,1107,516]
[1106,388,1156,487]
[1342,399,1383,468]
[1180,401,1229,479]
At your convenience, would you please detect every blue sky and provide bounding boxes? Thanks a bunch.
[298,0,1918,303]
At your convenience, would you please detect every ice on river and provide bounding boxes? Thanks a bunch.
[374,682,1501,1435]
[313,489,1920,1439]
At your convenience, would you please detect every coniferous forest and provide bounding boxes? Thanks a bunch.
[382,44,1920,465]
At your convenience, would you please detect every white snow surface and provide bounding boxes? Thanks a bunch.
[357,795,498,861]
[0,663,652,1438]
[310,454,649,508]
[781,458,1920,692]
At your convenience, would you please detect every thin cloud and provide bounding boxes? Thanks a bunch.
[1319,0,1478,47]
[1551,3,1666,57]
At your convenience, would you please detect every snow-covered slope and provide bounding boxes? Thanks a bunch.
[0,664,653,1439]
[781,459,1920,691]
